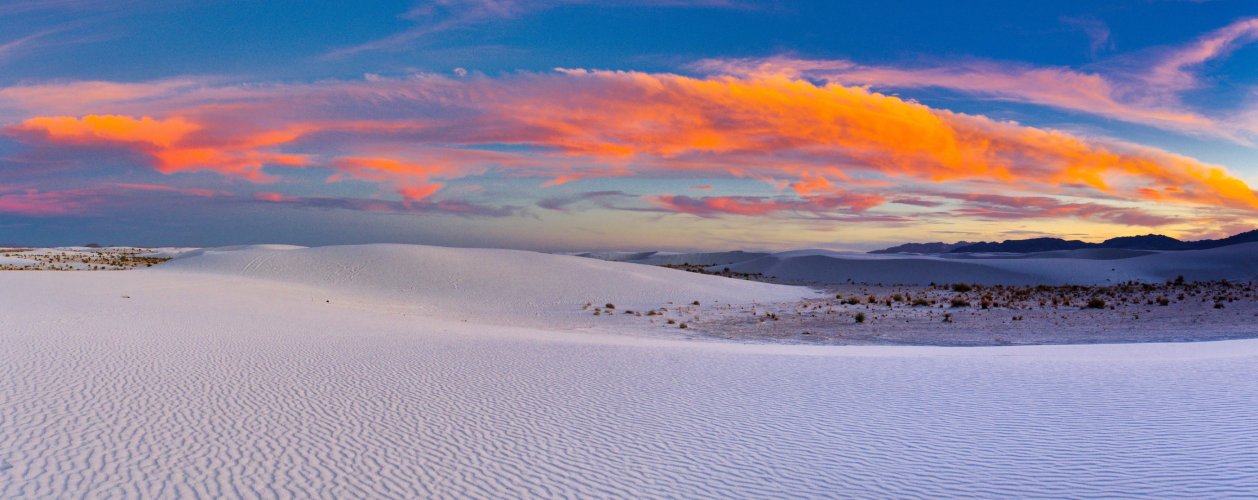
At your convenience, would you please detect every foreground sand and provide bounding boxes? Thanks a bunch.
[3,245,1257,497]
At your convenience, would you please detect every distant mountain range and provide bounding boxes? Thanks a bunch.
[870,229,1258,254]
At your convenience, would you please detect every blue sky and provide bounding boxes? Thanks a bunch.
[1,1,1257,250]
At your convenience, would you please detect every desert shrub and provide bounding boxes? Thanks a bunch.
[679,322,688,329]
[951,283,973,293]
[692,300,700,306]
[1214,302,1225,309]
[845,297,862,305]
[605,303,615,309]
[854,312,866,323]
[943,312,953,323]
[1175,275,1185,285]
[912,298,931,307]
[1086,297,1106,309]
[1157,297,1170,306]
[666,319,676,324]
[950,297,971,308]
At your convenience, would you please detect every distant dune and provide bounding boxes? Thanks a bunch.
[717,243,1258,285]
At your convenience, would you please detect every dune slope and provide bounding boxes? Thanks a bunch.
[2,245,1257,497]
[161,244,816,325]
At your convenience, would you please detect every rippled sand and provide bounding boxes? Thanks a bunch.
[2,245,1256,497]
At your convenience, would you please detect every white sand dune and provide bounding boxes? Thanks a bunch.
[161,244,816,326]
[3,244,1258,497]
[723,242,1258,285]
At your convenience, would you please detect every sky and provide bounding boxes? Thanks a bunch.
[1,1,1258,251]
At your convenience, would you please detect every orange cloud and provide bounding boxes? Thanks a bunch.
[505,70,1258,211]
[4,69,1256,226]
[10,114,309,181]
[254,191,299,203]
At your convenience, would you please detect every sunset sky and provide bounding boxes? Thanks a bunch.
[2,1,1257,250]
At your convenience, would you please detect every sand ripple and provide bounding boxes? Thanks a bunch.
[2,273,1257,498]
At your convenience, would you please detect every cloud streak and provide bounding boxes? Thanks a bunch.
[695,17,1258,142]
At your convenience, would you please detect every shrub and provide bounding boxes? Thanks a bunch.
[854,312,866,323]
[1086,297,1106,309]
[679,322,688,329]
[950,297,971,308]
[605,303,615,310]
[942,312,953,323]
[912,298,931,307]
[1157,297,1170,306]
[951,283,973,293]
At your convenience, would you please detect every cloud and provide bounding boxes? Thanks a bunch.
[648,191,887,218]
[943,193,1182,227]
[2,67,1256,228]
[8,114,310,181]
[1061,16,1113,56]
[256,193,518,217]
[0,186,88,215]
[695,17,1258,141]
[537,190,635,212]
[328,0,749,58]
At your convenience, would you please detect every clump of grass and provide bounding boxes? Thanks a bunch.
[678,322,688,329]
[854,312,866,324]
[1086,297,1106,309]
[911,298,931,307]
[943,312,953,323]
[950,297,971,308]
[605,303,615,310]
[666,319,676,325]
[951,283,973,293]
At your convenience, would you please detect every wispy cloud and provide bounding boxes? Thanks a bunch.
[327,0,750,58]
[694,17,1258,142]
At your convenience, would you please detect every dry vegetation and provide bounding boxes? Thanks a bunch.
[582,276,1258,346]
[0,248,171,271]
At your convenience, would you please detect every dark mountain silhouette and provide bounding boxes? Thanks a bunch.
[869,228,1258,254]
[869,241,974,254]
[1098,234,1184,250]
[949,238,1091,253]
[1184,228,1258,250]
